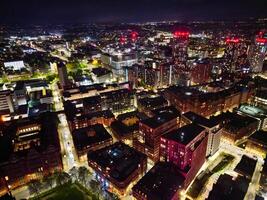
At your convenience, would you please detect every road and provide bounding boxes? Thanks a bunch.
[244,160,263,200]
[51,83,64,112]
[57,113,79,171]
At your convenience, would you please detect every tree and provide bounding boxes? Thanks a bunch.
[43,174,54,189]
[55,171,71,186]
[69,166,79,181]
[89,180,100,193]
[46,73,58,83]
[28,179,42,196]
[78,166,91,185]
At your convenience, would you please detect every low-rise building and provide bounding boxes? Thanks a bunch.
[87,142,147,196]
[72,124,113,162]
[132,162,185,200]
[0,113,62,196]
[246,130,267,157]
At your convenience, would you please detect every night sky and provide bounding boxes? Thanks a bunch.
[0,0,267,24]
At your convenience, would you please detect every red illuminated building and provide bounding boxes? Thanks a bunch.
[133,108,180,162]
[160,123,208,187]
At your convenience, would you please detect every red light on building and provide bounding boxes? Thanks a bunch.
[226,37,240,44]
[174,31,189,38]
[120,36,127,44]
[256,37,267,44]
[131,31,138,41]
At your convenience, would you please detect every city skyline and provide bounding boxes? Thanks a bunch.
[0,0,267,24]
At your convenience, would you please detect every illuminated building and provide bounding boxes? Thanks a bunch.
[164,83,254,117]
[249,31,267,73]
[0,90,14,116]
[109,52,137,76]
[129,61,180,88]
[133,107,180,162]
[237,104,267,130]
[246,130,267,157]
[160,123,208,187]
[181,111,221,157]
[67,110,115,131]
[72,124,113,162]
[172,31,191,86]
[137,95,168,117]
[190,59,212,85]
[221,112,259,144]
[0,113,62,195]
[254,90,267,109]
[4,61,26,71]
[172,31,189,65]
[63,84,133,113]
[224,37,250,72]
[110,110,145,143]
[87,142,147,196]
[91,67,112,83]
[132,162,185,200]
[207,174,250,200]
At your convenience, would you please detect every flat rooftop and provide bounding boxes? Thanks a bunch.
[0,112,59,163]
[141,111,178,129]
[183,111,218,128]
[234,155,257,179]
[207,174,249,200]
[132,162,185,200]
[238,104,267,118]
[138,96,167,109]
[152,106,180,118]
[224,113,258,132]
[72,124,112,151]
[87,142,146,183]
[249,130,267,146]
[162,123,205,145]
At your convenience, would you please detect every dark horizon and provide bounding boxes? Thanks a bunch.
[0,0,267,25]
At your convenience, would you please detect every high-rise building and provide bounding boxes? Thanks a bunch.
[133,108,179,162]
[160,123,208,187]
[181,111,222,157]
[249,31,267,73]
[224,37,250,72]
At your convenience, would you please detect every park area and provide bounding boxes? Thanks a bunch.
[187,153,235,199]
[30,182,98,200]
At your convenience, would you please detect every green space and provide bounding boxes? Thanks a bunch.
[187,153,235,199]
[30,182,99,200]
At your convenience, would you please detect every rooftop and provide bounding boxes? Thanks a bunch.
[234,155,257,179]
[162,123,205,145]
[87,142,146,183]
[132,162,185,200]
[249,130,267,146]
[138,96,167,109]
[72,124,112,151]
[183,111,218,128]
[141,110,178,129]
[92,67,111,77]
[207,174,249,200]
[0,112,59,163]
[237,104,267,118]
[152,106,180,118]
